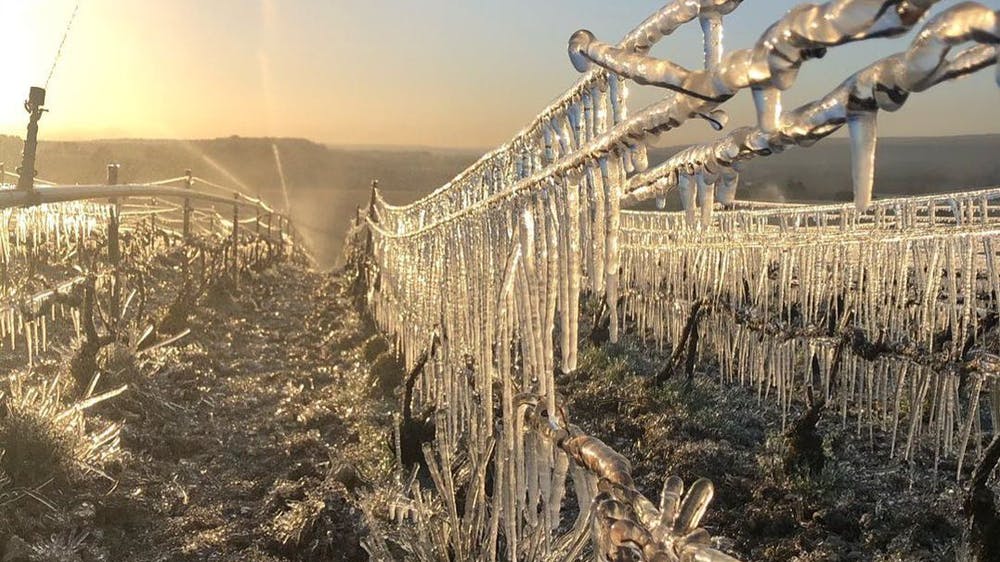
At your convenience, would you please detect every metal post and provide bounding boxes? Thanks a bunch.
[16,87,45,192]
[182,169,192,239]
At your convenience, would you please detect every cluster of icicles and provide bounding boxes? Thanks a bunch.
[619,187,1000,477]
[360,1,1000,560]
[371,1,754,235]
[1,200,109,365]
[368,187,739,559]
[373,73,633,236]
[0,190,260,367]
[576,1,1000,215]
[0,200,107,264]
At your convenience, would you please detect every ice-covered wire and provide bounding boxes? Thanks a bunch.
[374,0,746,228]
[626,3,1000,213]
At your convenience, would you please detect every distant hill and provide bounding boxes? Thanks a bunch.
[2,134,998,266]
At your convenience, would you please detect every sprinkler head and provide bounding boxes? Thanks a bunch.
[28,87,46,108]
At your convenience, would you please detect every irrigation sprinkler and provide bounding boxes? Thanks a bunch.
[16,87,47,192]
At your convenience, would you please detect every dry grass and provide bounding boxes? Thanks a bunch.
[0,372,123,493]
[26,529,91,562]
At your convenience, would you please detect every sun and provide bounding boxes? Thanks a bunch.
[0,1,79,135]
[0,3,43,134]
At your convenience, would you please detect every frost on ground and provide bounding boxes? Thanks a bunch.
[561,332,969,561]
[1,263,997,560]
[1,264,392,561]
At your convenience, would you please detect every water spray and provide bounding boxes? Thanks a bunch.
[46,0,81,89]
[270,143,292,215]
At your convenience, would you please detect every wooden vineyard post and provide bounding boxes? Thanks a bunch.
[1,162,5,285]
[183,169,193,240]
[150,197,158,246]
[107,163,122,321]
[253,206,262,268]
[278,215,285,258]
[231,193,240,291]
[267,211,274,260]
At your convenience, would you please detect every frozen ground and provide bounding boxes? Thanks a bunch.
[1,264,993,561]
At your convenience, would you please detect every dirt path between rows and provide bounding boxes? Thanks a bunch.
[86,266,388,561]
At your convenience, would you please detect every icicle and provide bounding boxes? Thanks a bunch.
[632,144,649,172]
[542,124,555,162]
[555,188,572,374]
[566,177,581,373]
[589,163,606,294]
[548,448,570,529]
[622,144,636,175]
[519,209,544,382]
[593,84,609,135]
[568,103,583,149]
[848,111,878,210]
[716,167,739,205]
[606,155,623,343]
[25,320,33,366]
[678,173,696,226]
[582,92,594,141]
[516,268,540,384]
[556,117,572,157]
[543,191,560,414]
[696,170,715,227]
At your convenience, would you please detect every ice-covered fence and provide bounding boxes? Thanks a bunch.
[0,171,302,366]
[370,1,751,236]
[359,1,1000,560]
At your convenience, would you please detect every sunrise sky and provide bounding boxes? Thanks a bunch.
[2,0,998,149]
